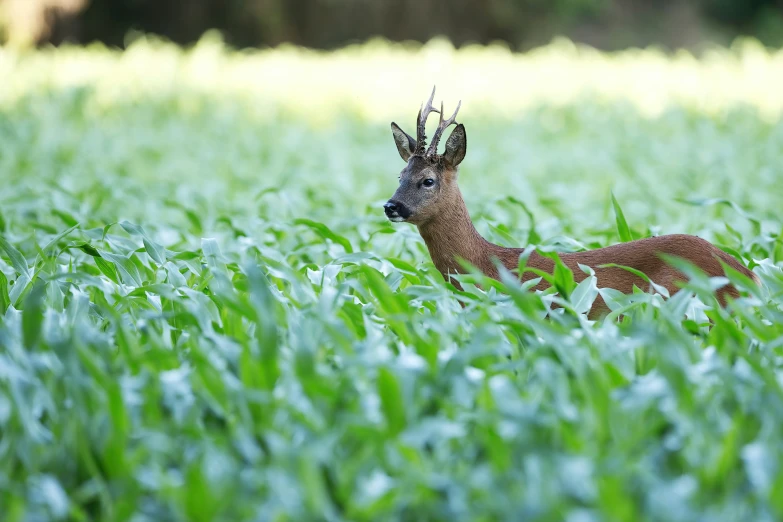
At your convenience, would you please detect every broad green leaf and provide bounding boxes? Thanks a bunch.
[570,274,599,314]
[142,238,166,265]
[101,252,143,287]
[95,257,119,284]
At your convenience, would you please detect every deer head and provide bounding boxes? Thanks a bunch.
[384,86,467,225]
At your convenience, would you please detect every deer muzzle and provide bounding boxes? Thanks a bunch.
[384,200,411,222]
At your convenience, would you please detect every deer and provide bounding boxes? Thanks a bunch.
[383,87,759,318]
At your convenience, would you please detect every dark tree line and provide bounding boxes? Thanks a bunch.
[3,0,783,50]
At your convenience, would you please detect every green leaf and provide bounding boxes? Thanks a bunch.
[611,191,633,242]
[202,238,232,296]
[0,270,11,314]
[95,257,119,284]
[503,196,540,244]
[377,367,406,436]
[294,218,354,253]
[538,250,576,300]
[52,209,79,227]
[75,243,102,257]
[22,278,46,349]
[172,251,201,260]
[677,197,762,235]
[244,260,280,389]
[0,234,31,279]
[42,224,79,254]
[597,262,670,297]
[142,238,166,265]
[569,273,599,314]
[128,283,180,299]
[183,460,219,522]
[120,220,166,264]
[101,252,143,287]
[103,381,128,477]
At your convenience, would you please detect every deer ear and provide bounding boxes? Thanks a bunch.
[390,122,416,162]
[443,123,466,167]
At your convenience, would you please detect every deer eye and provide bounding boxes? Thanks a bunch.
[422,178,435,187]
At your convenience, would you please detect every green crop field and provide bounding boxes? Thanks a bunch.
[1,34,783,521]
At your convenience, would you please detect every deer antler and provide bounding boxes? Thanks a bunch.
[416,85,440,154]
[425,99,461,158]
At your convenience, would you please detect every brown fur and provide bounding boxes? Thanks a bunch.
[419,181,757,317]
[386,93,759,318]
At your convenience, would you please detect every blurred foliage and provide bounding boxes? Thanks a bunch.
[2,0,783,50]
[1,37,783,520]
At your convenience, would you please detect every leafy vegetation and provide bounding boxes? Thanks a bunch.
[1,36,783,521]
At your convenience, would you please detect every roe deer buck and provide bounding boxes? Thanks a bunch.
[384,87,759,317]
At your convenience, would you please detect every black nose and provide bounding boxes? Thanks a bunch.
[384,201,398,214]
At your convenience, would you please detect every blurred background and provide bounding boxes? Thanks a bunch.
[2,0,783,51]
[1,0,782,249]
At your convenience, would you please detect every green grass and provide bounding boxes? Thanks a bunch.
[1,35,783,521]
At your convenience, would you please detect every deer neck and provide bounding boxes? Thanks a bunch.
[417,191,506,279]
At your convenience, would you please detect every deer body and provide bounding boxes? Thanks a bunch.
[385,87,757,317]
[418,189,754,317]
